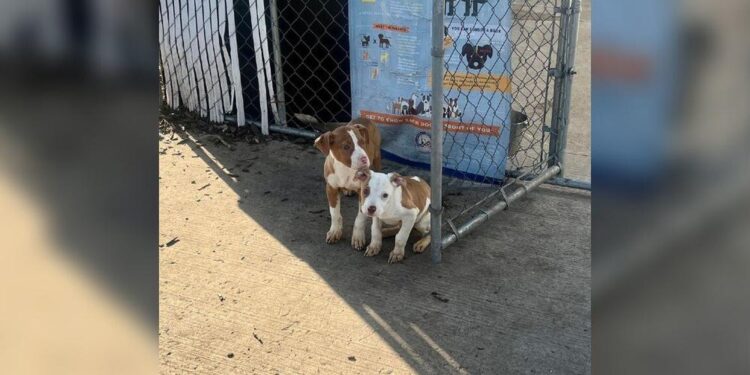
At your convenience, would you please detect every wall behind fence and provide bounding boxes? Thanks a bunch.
[159,0,246,125]
[159,0,353,132]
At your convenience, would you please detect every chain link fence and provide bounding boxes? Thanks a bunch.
[159,0,580,256]
[438,0,562,241]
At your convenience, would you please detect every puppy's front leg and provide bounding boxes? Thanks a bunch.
[412,214,431,253]
[365,217,382,256]
[325,184,343,243]
[388,213,416,263]
[351,210,368,250]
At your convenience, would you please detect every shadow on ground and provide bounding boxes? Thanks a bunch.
[160,126,591,374]
[0,78,157,331]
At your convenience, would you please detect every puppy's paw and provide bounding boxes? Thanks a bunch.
[388,250,405,264]
[343,189,356,197]
[351,230,366,250]
[413,237,431,253]
[365,242,381,257]
[326,227,343,244]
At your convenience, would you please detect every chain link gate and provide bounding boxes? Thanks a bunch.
[159,0,582,262]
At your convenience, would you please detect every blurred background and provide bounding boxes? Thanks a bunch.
[0,0,158,373]
[0,0,748,373]
[593,0,750,373]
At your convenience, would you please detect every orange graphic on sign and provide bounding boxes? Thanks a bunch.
[443,72,510,92]
[359,110,500,136]
[373,23,410,33]
[429,72,512,93]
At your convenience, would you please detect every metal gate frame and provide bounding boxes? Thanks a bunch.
[427,0,583,262]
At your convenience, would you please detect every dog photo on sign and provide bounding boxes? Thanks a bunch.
[461,42,494,70]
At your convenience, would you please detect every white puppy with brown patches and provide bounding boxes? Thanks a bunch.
[355,170,431,263]
[314,118,382,247]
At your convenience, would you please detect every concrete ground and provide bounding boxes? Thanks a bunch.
[159,135,590,374]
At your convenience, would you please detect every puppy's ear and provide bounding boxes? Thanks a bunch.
[390,173,405,187]
[352,124,369,144]
[314,132,333,155]
[355,169,370,182]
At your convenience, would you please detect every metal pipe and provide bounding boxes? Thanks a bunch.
[555,0,581,177]
[546,176,590,191]
[506,169,590,191]
[441,165,561,249]
[268,124,318,139]
[268,0,288,126]
[429,0,445,263]
[225,114,320,139]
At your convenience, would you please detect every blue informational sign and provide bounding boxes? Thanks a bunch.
[349,0,513,183]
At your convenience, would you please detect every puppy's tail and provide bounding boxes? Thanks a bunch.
[381,224,401,238]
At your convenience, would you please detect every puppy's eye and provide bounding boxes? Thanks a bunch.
[343,144,351,151]
[382,193,388,199]
[364,187,370,196]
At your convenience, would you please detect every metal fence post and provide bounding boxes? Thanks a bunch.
[429,0,445,263]
[557,0,581,176]
[548,0,581,176]
[269,0,288,126]
[547,1,567,169]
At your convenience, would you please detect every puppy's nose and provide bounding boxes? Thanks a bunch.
[359,156,369,166]
[367,206,376,215]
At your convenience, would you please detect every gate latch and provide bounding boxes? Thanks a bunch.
[549,67,577,78]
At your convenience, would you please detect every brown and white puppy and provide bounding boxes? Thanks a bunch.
[314,118,382,247]
[355,170,431,263]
